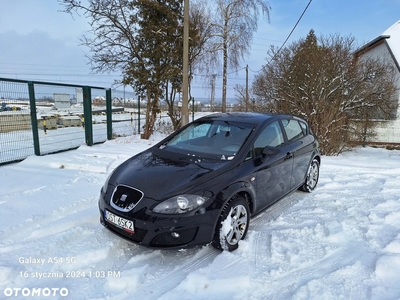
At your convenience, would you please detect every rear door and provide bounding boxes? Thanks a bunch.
[280,119,313,190]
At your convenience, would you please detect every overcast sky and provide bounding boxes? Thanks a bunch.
[0,0,399,101]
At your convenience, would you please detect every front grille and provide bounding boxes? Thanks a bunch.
[150,228,198,247]
[111,185,144,212]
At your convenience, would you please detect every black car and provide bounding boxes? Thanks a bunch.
[99,112,320,251]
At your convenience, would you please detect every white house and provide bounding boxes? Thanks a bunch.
[355,20,400,145]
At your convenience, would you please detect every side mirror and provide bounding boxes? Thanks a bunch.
[261,146,280,161]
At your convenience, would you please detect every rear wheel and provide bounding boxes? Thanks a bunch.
[212,196,250,251]
[300,158,319,192]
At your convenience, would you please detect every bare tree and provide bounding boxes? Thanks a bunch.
[234,84,261,112]
[61,0,186,139]
[206,0,270,112]
[252,30,397,155]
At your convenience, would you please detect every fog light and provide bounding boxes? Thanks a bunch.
[171,232,180,239]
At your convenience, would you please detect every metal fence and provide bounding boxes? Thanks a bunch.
[0,78,142,165]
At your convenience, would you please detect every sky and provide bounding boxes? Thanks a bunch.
[0,0,400,102]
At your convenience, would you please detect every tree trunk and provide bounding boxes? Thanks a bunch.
[142,90,158,139]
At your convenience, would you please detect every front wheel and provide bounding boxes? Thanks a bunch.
[212,196,250,251]
[300,158,320,192]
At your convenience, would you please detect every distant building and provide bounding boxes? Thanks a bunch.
[355,20,400,144]
[112,97,122,105]
[76,88,83,104]
[93,96,106,106]
[54,93,70,109]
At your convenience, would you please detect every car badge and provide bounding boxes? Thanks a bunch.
[119,194,128,202]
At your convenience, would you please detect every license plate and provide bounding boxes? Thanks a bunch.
[105,210,134,234]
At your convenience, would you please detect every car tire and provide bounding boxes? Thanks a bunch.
[300,158,320,192]
[212,196,250,251]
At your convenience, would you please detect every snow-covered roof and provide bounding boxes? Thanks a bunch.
[355,20,400,71]
[382,20,400,66]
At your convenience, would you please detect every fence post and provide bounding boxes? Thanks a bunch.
[192,97,195,122]
[106,88,112,140]
[138,95,141,135]
[82,86,93,146]
[28,81,40,155]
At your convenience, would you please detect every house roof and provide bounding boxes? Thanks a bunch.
[383,20,400,67]
[355,35,390,54]
[355,20,400,71]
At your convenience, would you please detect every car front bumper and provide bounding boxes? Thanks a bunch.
[98,195,219,249]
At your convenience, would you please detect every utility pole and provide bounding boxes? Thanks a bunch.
[181,0,189,126]
[245,65,249,112]
[210,74,216,111]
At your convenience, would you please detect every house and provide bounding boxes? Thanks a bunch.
[93,96,106,106]
[112,97,122,105]
[355,20,400,145]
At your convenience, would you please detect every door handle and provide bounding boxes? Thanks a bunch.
[285,152,294,160]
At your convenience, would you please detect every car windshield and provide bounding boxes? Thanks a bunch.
[159,120,253,160]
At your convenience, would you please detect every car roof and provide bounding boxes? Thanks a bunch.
[198,112,299,125]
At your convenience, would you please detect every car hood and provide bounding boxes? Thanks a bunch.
[110,150,226,200]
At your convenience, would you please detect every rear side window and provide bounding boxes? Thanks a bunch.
[281,119,305,142]
[299,121,308,135]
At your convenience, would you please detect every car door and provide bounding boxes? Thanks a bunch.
[280,119,313,190]
[253,121,294,212]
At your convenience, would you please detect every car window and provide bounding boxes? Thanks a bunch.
[299,121,307,135]
[244,149,253,161]
[189,123,212,139]
[162,120,253,160]
[253,121,284,156]
[281,119,304,142]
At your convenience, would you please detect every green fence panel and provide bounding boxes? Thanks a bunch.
[0,79,34,164]
[0,77,136,164]
[33,83,87,155]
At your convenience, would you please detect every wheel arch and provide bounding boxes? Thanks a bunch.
[216,182,255,215]
[235,191,254,215]
[314,154,321,165]
[211,182,255,236]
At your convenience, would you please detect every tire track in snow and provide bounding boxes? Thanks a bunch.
[0,194,99,248]
[250,192,301,228]
[250,231,272,280]
[245,240,371,300]
[106,246,221,300]
[242,176,383,300]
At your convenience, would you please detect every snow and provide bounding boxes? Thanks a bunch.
[382,20,400,67]
[1,133,400,299]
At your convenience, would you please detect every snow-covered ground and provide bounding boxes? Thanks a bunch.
[1,133,400,300]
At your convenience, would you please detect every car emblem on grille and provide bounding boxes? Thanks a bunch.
[111,185,144,212]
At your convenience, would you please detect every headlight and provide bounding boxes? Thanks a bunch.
[152,194,209,214]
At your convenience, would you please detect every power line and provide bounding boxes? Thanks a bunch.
[0,62,89,69]
[255,0,313,73]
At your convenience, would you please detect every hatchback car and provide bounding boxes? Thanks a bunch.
[99,112,320,251]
